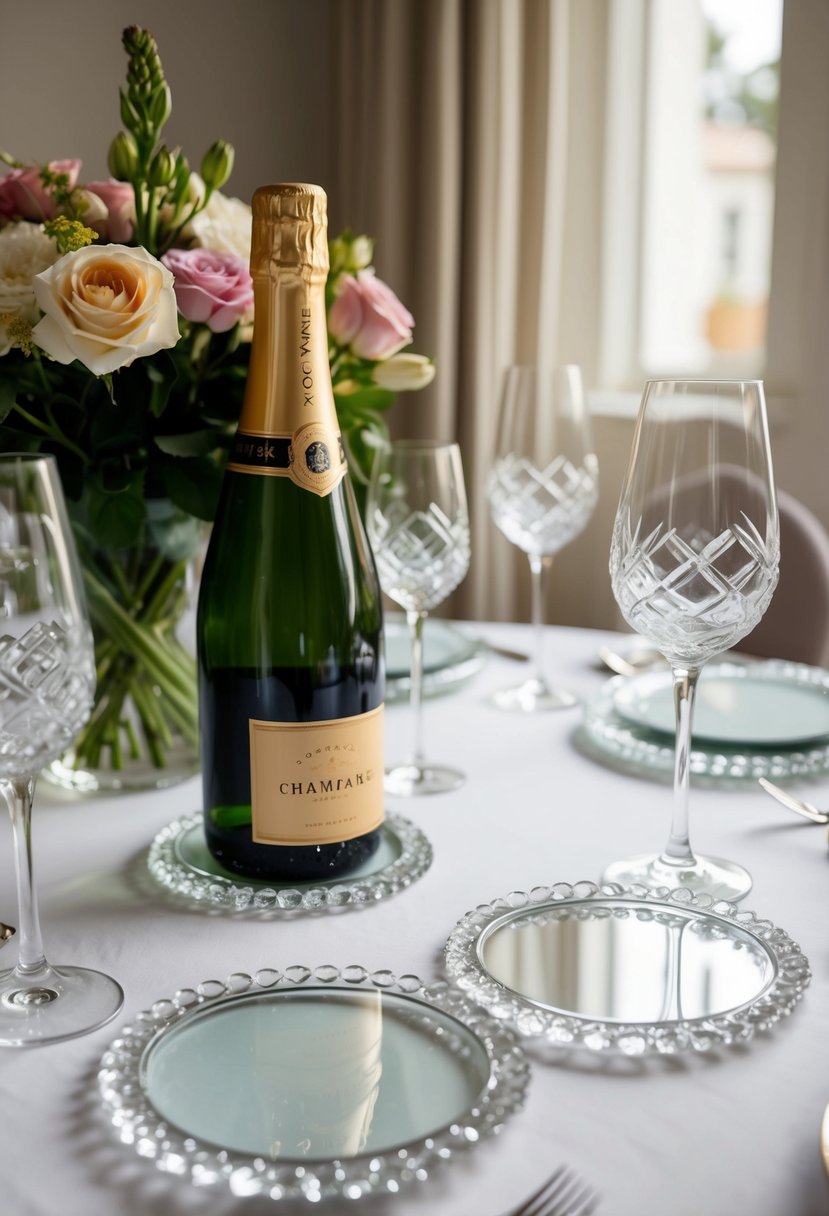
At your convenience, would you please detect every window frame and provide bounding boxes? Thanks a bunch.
[593,0,804,422]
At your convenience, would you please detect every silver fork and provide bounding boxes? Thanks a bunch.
[597,643,664,678]
[503,1165,600,1216]
[758,777,829,824]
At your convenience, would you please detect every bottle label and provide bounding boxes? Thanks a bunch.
[249,704,384,845]
[228,424,346,497]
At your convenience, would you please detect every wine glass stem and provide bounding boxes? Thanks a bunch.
[4,775,48,976]
[528,554,553,687]
[663,666,701,869]
[406,608,427,770]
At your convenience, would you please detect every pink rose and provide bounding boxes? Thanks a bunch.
[0,159,82,221]
[85,179,135,242]
[328,269,414,360]
[161,248,253,333]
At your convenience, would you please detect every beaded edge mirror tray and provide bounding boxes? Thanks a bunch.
[99,965,530,1203]
[444,881,810,1057]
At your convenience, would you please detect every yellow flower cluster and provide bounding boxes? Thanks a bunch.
[0,312,33,355]
[43,216,98,255]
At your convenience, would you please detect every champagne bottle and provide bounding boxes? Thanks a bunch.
[197,183,384,881]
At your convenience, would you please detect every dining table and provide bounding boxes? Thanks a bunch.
[0,620,826,1216]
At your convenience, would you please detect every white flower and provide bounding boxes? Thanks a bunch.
[372,352,436,392]
[32,244,180,376]
[0,222,59,356]
[188,182,252,264]
[349,235,374,270]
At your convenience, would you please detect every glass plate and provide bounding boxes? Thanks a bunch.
[613,661,829,747]
[385,614,486,702]
[444,881,810,1057]
[578,668,829,784]
[99,966,529,1203]
[147,812,432,913]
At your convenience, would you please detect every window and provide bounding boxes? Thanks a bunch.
[599,0,783,392]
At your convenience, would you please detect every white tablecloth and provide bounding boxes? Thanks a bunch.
[0,623,826,1216]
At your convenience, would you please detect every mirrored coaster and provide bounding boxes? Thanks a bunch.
[445,881,810,1057]
[99,965,529,1203]
[147,812,431,913]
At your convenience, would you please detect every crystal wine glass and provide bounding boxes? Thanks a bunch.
[367,440,471,796]
[487,365,598,710]
[603,380,779,900]
[0,454,124,1046]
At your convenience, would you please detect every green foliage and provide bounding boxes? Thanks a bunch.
[0,375,16,424]
[0,322,245,551]
[109,26,235,256]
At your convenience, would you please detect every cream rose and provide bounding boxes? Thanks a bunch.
[372,352,436,392]
[0,222,60,356]
[188,181,252,263]
[32,244,180,375]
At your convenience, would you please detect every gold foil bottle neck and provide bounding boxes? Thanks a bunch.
[250,183,329,277]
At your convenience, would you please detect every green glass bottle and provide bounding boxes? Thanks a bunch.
[197,183,384,881]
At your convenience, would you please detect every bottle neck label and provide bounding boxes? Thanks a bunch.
[228,275,346,497]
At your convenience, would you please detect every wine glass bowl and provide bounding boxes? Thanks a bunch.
[0,455,123,1046]
[611,466,778,668]
[370,495,470,614]
[488,450,598,557]
[603,380,779,901]
[487,365,598,710]
[367,441,470,796]
[0,619,95,778]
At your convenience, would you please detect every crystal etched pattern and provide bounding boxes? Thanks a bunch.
[372,503,470,612]
[0,619,94,776]
[611,511,779,665]
[488,454,598,556]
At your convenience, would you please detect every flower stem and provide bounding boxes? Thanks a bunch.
[67,553,199,774]
[11,403,89,466]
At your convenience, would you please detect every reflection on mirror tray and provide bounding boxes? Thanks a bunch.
[99,966,529,1203]
[444,882,810,1057]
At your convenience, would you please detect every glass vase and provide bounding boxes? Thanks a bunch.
[46,504,201,794]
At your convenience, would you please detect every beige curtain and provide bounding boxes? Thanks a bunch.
[330,0,611,624]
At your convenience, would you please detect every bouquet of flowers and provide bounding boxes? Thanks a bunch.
[0,26,433,790]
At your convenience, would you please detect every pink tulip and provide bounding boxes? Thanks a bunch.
[161,247,253,333]
[85,179,135,242]
[0,159,82,221]
[328,269,414,361]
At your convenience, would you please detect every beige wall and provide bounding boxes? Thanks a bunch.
[0,0,334,204]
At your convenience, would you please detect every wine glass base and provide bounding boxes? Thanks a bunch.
[490,678,579,713]
[601,852,752,903]
[384,762,465,797]
[0,964,124,1047]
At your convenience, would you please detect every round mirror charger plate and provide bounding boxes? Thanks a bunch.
[612,660,829,748]
[99,966,529,1203]
[579,667,829,784]
[385,615,486,702]
[444,882,810,1057]
[146,812,432,914]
